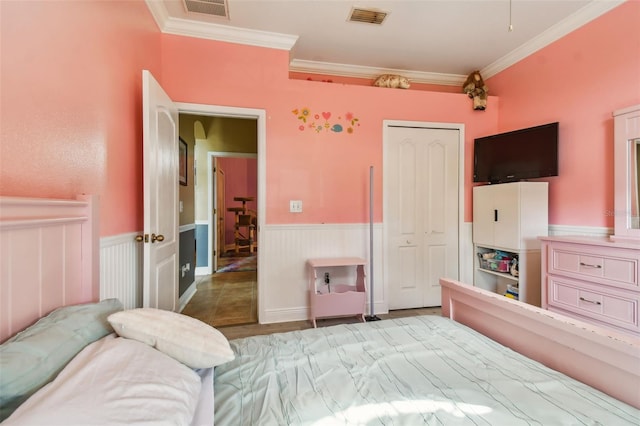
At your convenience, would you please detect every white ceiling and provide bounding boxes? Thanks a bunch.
[146,0,623,86]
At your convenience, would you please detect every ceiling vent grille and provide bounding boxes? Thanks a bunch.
[348,7,388,25]
[184,0,229,18]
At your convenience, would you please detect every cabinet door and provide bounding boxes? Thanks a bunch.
[472,185,495,246]
[493,183,521,250]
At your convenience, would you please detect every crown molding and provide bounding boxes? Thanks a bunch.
[289,59,467,86]
[146,0,624,85]
[481,0,625,78]
[145,0,298,50]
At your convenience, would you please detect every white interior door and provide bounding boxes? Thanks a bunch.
[386,126,459,309]
[142,70,179,311]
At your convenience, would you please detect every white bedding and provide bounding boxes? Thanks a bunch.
[214,315,640,425]
[4,335,202,425]
[192,367,215,426]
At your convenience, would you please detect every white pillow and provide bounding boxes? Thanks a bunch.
[108,308,235,368]
[3,336,201,426]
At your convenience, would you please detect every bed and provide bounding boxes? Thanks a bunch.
[0,196,232,425]
[214,305,639,425]
[1,195,639,425]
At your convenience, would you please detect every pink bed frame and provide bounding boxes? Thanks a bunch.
[0,195,99,343]
[2,198,637,410]
[440,277,640,409]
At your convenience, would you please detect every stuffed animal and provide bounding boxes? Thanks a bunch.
[373,74,410,89]
[462,71,489,110]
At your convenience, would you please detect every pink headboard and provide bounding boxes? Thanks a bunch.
[0,195,99,343]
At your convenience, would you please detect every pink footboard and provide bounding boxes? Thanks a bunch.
[440,277,640,409]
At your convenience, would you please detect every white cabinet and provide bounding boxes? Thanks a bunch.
[473,182,548,251]
[473,182,548,306]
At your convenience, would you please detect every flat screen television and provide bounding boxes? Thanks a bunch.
[473,122,559,184]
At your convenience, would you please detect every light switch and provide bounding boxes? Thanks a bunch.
[179,201,184,213]
[289,200,303,213]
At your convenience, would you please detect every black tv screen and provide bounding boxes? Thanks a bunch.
[473,122,559,183]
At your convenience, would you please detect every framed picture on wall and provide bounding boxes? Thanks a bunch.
[179,138,187,186]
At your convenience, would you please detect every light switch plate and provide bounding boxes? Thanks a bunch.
[290,200,303,213]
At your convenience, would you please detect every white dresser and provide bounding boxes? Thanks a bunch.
[540,236,640,336]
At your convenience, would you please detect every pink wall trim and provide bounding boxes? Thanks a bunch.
[487,1,640,228]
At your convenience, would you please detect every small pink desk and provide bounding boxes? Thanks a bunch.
[307,257,367,327]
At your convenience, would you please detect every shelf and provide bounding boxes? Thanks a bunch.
[476,267,519,282]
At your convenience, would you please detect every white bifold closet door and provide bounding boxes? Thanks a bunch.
[386,126,459,309]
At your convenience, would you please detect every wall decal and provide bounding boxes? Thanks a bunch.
[292,108,360,134]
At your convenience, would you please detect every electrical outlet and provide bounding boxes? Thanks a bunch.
[324,272,330,284]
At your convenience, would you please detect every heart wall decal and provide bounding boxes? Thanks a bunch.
[292,107,360,134]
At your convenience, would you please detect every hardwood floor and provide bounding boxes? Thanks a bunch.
[182,254,442,340]
[181,255,257,328]
[218,307,442,340]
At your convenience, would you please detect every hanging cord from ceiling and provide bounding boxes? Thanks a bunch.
[509,0,514,31]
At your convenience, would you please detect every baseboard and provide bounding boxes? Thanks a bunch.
[195,266,209,276]
[260,302,387,324]
[178,280,197,312]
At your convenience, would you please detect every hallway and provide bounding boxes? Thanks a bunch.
[181,254,257,328]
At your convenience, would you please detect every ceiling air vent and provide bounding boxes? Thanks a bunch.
[184,0,229,18]
[348,7,388,25]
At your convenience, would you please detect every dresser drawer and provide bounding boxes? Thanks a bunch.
[549,245,638,288]
[548,276,639,333]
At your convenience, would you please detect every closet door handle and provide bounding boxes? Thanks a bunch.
[494,209,498,222]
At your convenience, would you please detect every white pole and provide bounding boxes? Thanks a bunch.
[367,165,380,321]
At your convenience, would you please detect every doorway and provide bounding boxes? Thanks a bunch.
[383,121,464,310]
[177,103,266,325]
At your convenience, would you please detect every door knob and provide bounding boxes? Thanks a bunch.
[151,233,165,243]
[135,234,148,243]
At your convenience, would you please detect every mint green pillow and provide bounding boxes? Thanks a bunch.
[0,298,123,421]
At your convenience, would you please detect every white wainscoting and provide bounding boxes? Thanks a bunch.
[258,223,384,324]
[99,232,141,310]
[100,229,196,312]
[97,223,612,323]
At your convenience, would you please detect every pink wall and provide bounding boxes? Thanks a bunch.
[161,36,498,225]
[0,0,161,236]
[2,1,635,236]
[219,157,257,245]
[487,1,640,228]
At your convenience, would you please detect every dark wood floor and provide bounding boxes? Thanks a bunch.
[182,255,441,340]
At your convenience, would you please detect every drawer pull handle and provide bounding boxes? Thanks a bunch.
[579,297,601,305]
[579,262,602,269]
